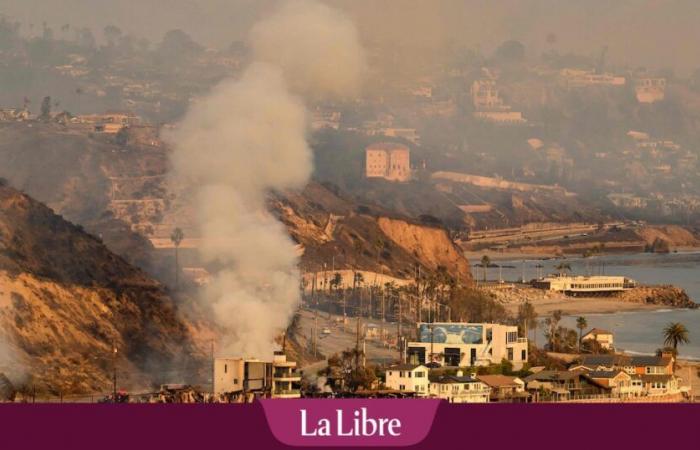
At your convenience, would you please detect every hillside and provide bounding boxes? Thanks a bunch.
[0,184,201,395]
[271,182,473,282]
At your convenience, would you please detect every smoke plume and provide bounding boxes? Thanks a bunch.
[166,0,364,358]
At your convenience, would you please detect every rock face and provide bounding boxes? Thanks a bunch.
[618,285,698,309]
[377,217,472,282]
[271,182,473,283]
[0,185,199,394]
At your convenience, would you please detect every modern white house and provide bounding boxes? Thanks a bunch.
[406,323,528,370]
[429,371,491,403]
[213,352,301,399]
[384,364,429,396]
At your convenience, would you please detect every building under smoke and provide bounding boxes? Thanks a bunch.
[365,142,411,182]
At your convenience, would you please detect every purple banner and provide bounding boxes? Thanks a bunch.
[260,399,439,446]
[0,402,699,449]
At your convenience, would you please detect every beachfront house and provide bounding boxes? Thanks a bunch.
[581,328,614,350]
[477,374,530,402]
[525,370,611,401]
[429,371,491,403]
[384,364,430,396]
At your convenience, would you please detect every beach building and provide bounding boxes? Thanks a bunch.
[384,364,429,397]
[406,322,528,370]
[428,371,491,403]
[581,328,615,350]
[524,370,611,401]
[533,275,636,296]
[477,374,529,402]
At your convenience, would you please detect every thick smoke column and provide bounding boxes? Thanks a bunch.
[167,0,364,358]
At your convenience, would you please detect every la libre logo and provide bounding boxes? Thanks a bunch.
[300,407,402,437]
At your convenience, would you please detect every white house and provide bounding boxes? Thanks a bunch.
[384,364,429,396]
[581,328,614,350]
[429,371,491,403]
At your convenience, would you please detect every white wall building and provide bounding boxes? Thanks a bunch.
[534,275,636,295]
[384,364,430,396]
[213,352,301,399]
[429,371,491,403]
[406,323,528,370]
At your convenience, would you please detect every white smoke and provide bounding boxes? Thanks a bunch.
[166,0,364,358]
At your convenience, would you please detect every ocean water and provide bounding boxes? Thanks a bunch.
[488,252,700,360]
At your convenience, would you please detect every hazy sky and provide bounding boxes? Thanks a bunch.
[2,0,699,74]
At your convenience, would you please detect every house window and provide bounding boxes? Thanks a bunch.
[415,371,425,378]
[521,349,527,361]
[224,364,227,374]
[507,348,514,361]
[506,331,518,343]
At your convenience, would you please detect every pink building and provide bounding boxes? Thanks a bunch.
[365,142,411,182]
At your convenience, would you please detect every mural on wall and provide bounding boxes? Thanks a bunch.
[418,323,483,344]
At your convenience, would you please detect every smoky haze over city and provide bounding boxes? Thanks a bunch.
[3,0,700,73]
[0,0,699,405]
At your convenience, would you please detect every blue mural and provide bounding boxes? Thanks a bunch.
[417,323,483,344]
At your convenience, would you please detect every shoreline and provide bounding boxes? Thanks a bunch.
[464,246,700,262]
[501,293,672,316]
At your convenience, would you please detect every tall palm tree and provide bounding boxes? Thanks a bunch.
[517,301,537,340]
[170,227,184,289]
[480,255,491,282]
[663,322,690,356]
[576,316,588,353]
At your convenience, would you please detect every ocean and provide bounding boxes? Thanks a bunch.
[491,252,700,360]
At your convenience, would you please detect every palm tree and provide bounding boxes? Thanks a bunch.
[663,322,690,356]
[480,255,491,282]
[544,310,563,352]
[576,316,588,353]
[517,301,537,340]
[170,227,184,289]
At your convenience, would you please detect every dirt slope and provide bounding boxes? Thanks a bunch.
[0,185,200,395]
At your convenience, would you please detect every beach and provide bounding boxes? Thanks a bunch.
[503,293,666,316]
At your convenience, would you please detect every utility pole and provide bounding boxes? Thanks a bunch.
[112,344,118,402]
[313,310,318,358]
[397,296,403,363]
[355,308,362,368]
[211,339,215,395]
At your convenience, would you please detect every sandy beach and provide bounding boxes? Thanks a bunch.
[504,295,667,316]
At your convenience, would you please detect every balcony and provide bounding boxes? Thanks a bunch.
[274,371,302,382]
[272,389,301,399]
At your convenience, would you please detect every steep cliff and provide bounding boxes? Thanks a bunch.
[271,182,473,283]
[376,217,472,282]
[0,185,200,395]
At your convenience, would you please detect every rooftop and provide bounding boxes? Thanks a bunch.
[477,374,523,388]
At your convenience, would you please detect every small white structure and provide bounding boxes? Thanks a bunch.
[384,364,429,396]
[429,371,491,403]
[582,328,614,350]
